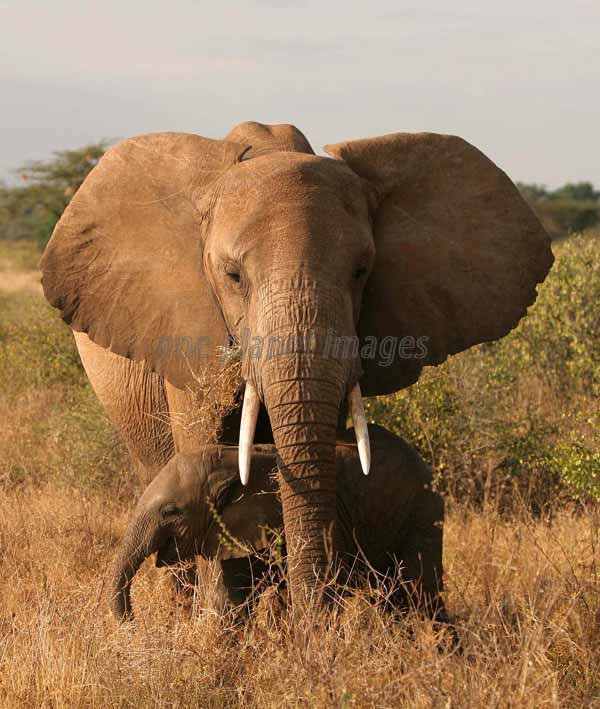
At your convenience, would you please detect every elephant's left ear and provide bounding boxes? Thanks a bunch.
[324,132,554,396]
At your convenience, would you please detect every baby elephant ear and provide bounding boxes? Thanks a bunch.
[325,132,554,396]
[40,132,247,388]
[203,489,283,560]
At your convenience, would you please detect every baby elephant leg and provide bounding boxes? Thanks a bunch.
[168,559,198,613]
[391,487,446,619]
[215,556,278,613]
[164,550,266,617]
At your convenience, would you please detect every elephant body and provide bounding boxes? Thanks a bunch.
[110,425,444,619]
[40,120,553,609]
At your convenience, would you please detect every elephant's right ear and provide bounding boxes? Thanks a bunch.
[40,132,248,388]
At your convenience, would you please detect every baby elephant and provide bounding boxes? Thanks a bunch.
[110,425,445,620]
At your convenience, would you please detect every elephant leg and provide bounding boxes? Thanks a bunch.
[167,558,198,614]
[388,487,447,620]
[164,382,211,453]
[74,332,175,483]
[162,554,277,620]
[217,556,280,612]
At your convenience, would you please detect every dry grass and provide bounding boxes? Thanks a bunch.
[164,349,243,446]
[0,241,43,295]
[0,486,598,707]
[0,269,42,294]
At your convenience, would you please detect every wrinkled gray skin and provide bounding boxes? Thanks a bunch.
[111,425,445,621]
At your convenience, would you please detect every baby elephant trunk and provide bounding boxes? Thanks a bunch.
[110,510,157,620]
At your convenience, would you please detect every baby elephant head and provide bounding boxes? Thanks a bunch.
[110,446,281,620]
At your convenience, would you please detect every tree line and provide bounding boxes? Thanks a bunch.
[517,181,599,239]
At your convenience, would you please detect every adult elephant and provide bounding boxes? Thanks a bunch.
[40,121,553,607]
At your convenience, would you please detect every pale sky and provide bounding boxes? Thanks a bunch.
[1,0,598,188]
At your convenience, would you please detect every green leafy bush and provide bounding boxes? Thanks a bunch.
[0,288,127,489]
[0,291,84,393]
[550,435,600,501]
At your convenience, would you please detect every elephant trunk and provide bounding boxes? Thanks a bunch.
[265,363,344,605]
[110,510,156,620]
[244,278,359,607]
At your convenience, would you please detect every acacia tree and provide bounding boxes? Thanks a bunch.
[0,141,110,245]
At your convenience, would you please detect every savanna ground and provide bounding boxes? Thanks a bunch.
[1,235,600,707]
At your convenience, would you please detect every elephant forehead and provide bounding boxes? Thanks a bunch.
[143,454,208,505]
[219,152,366,207]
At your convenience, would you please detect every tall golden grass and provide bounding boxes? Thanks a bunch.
[0,486,598,707]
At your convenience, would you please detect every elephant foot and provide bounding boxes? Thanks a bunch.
[430,608,462,654]
[394,600,461,654]
[254,584,288,629]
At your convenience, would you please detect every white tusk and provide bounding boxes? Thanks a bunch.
[239,380,260,485]
[348,383,371,475]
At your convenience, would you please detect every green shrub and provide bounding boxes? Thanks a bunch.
[0,287,128,490]
[0,291,84,395]
[548,410,600,501]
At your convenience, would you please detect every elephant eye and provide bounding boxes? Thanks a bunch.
[223,261,243,287]
[160,503,179,519]
[354,266,367,281]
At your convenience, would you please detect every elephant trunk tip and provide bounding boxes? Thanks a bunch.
[109,575,135,622]
[109,532,153,622]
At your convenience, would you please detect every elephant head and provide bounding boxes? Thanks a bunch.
[41,121,553,606]
[110,445,281,619]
